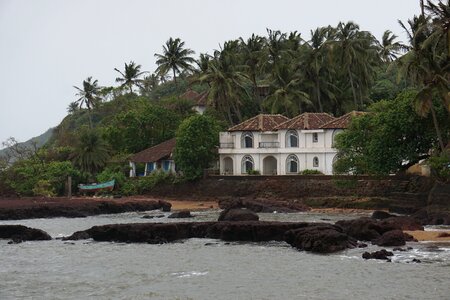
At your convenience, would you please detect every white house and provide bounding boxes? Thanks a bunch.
[218,112,364,175]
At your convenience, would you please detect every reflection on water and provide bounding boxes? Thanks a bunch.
[1,210,449,300]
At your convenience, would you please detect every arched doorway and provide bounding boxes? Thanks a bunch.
[223,157,234,175]
[241,155,254,174]
[263,156,277,175]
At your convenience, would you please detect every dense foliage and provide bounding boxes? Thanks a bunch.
[174,115,222,180]
[334,91,449,175]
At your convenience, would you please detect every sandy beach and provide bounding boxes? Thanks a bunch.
[405,230,450,242]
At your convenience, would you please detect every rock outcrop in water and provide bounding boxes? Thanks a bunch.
[0,225,51,243]
[284,224,357,253]
[168,210,193,218]
[0,199,171,220]
[362,249,394,261]
[218,208,259,222]
[218,197,309,213]
[335,216,423,242]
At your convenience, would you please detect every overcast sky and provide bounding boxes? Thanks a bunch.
[0,0,421,147]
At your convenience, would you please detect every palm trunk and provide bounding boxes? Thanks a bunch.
[347,66,358,110]
[420,0,425,16]
[430,104,445,152]
[173,67,177,85]
[87,108,93,129]
[315,77,323,112]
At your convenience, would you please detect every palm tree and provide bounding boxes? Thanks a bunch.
[198,48,249,124]
[301,27,336,112]
[72,129,110,175]
[378,30,407,63]
[239,34,267,110]
[154,37,196,85]
[264,64,312,117]
[424,0,450,59]
[73,77,101,128]
[67,102,79,114]
[397,15,447,151]
[114,61,146,94]
[333,22,379,109]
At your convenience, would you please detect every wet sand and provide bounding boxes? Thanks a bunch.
[405,230,450,242]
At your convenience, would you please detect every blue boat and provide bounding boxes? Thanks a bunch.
[78,180,115,193]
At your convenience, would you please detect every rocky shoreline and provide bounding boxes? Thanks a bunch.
[0,197,171,220]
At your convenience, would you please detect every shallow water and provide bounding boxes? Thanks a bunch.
[1,210,449,300]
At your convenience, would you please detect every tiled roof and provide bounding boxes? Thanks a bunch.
[129,138,176,163]
[180,89,200,101]
[228,114,289,132]
[275,113,335,130]
[180,89,207,106]
[320,111,366,129]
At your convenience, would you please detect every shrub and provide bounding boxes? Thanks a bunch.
[427,152,450,183]
[32,180,56,197]
[301,169,323,175]
[247,169,260,175]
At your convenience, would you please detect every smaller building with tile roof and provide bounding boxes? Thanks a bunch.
[129,138,176,177]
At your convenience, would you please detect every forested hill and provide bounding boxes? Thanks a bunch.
[0,128,54,160]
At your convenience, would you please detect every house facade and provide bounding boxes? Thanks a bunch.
[129,138,176,177]
[218,112,362,175]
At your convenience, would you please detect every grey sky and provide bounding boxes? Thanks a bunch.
[0,0,420,147]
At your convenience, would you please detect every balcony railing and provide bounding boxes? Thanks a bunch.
[220,142,235,149]
[259,142,279,148]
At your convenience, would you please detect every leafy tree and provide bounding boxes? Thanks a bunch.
[154,37,196,85]
[114,61,147,94]
[334,90,449,175]
[103,101,180,153]
[73,77,101,128]
[174,115,221,180]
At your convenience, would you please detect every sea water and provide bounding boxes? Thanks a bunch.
[1,210,449,300]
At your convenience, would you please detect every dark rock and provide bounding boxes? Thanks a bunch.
[371,210,395,220]
[357,243,368,248]
[403,232,417,242]
[412,209,450,225]
[218,197,309,213]
[372,229,406,247]
[168,210,193,218]
[393,247,408,252]
[62,231,91,240]
[218,208,259,222]
[8,237,23,244]
[0,225,51,241]
[0,200,172,220]
[158,200,172,212]
[335,218,384,241]
[411,258,421,263]
[380,216,424,231]
[284,224,357,253]
[142,214,165,219]
[362,249,393,260]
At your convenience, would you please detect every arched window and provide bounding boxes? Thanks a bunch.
[241,155,254,174]
[286,154,299,173]
[286,130,298,147]
[312,133,318,143]
[241,132,253,148]
[313,156,319,167]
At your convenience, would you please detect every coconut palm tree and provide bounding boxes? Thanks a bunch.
[114,61,146,94]
[264,64,312,117]
[198,48,249,124]
[300,27,337,112]
[424,0,450,59]
[154,37,196,85]
[397,15,448,151]
[73,77,101,128]
[378,30,407,63]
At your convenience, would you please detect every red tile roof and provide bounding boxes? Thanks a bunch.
[129,138,176,163]
[320,111,366,129]
[180,89,208,106]
[228,114,289,132]
[180,89,200,101]
[275,113,335,130]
